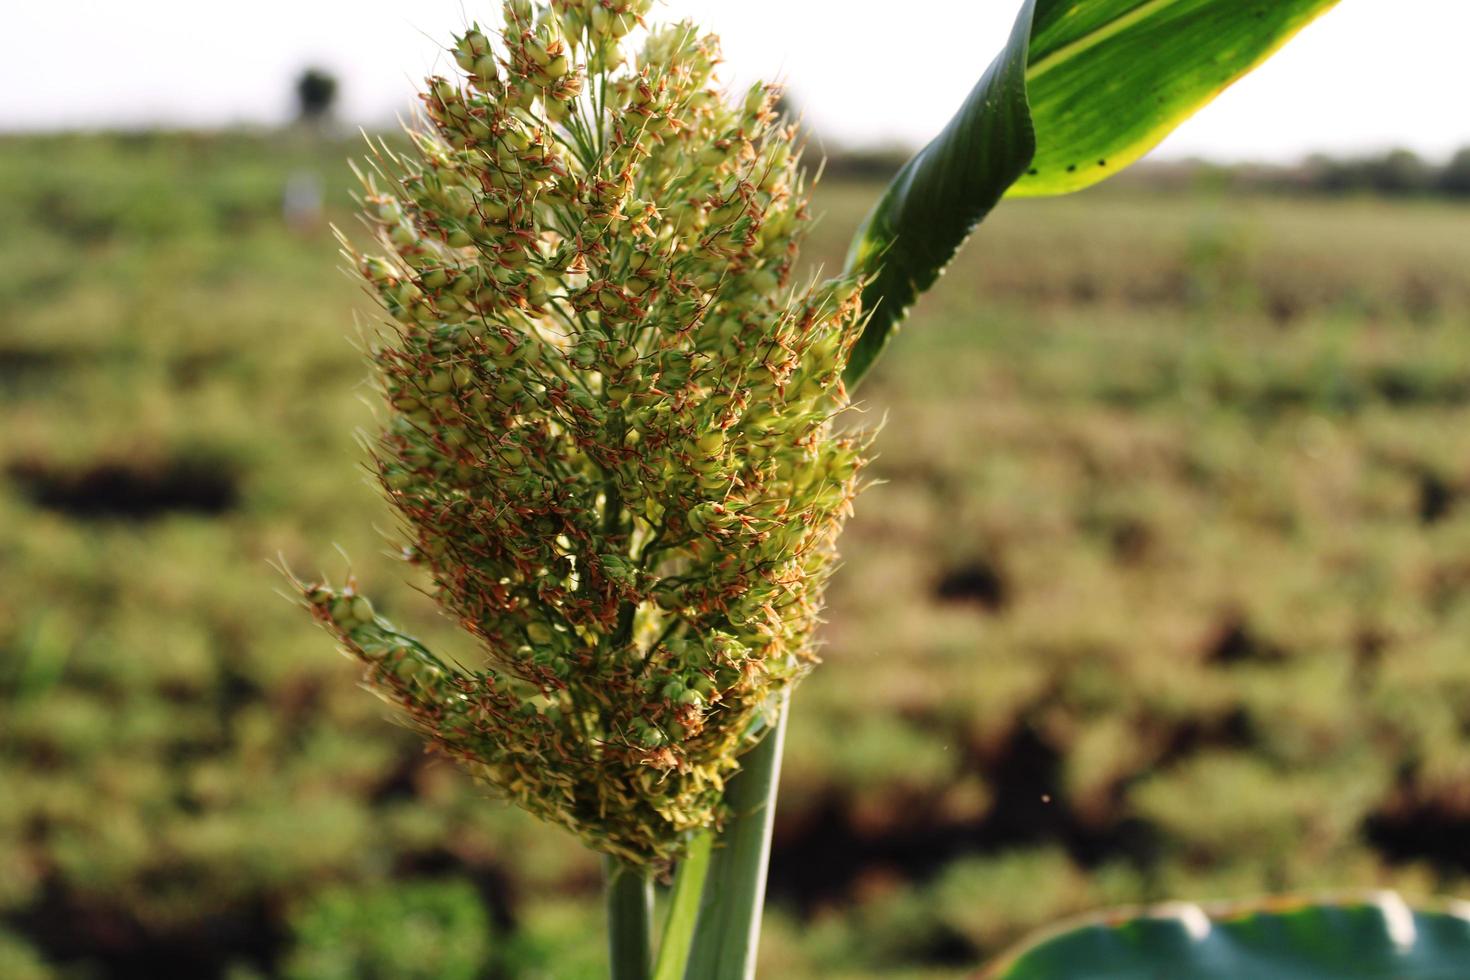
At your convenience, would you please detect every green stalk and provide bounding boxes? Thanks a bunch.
[652,831,713,980]
[605,856,654,980]
[682,694,789,980]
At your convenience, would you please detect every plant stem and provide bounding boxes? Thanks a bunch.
[652,830,713,980]
[605,855,653,980]
[682,693,789,980]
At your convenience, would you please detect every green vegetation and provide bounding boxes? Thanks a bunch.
[281,878,494,980]
[3,132,1470,976]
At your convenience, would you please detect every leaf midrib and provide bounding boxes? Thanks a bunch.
[1027,0,1185,80]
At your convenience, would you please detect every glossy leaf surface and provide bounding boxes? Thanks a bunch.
[986,893,1470,979]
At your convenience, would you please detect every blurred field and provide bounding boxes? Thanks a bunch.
[3,131,1470,979]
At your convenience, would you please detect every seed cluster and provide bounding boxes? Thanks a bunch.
[302,0,868,866]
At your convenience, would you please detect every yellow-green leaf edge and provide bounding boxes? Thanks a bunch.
[1014,0,1341,197]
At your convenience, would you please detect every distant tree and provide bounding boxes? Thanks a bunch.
[1364,148,1431,195]
[1305,149,1434,197]
[1304,153,1360,194]
[1439,148,1470,197]
[295,67,339,123]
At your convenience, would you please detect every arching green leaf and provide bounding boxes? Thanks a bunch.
[843,0,1340,386]
[842,0,1036,386]
[985,893,1470,979]
[1016,0,1339,197]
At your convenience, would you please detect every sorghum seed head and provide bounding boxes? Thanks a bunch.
[308,0,869,867]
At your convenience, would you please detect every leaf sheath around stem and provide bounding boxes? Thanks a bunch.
[682,695,789,980]
[606,856,654,980]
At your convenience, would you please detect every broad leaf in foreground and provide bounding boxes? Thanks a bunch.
[985,893,1470,979]
[843,0,1341,385]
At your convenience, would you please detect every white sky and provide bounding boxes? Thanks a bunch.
[2,1,1464,162]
